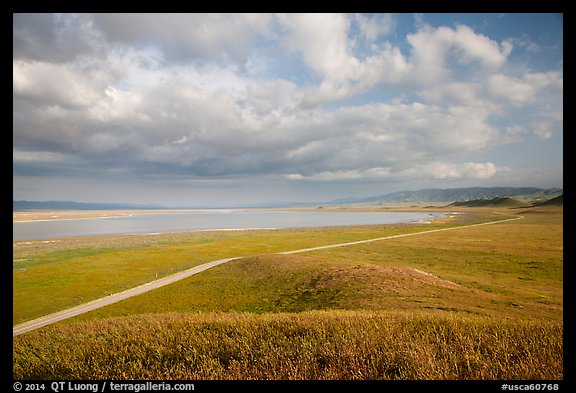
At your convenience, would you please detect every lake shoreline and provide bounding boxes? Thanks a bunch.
[13,209,448,242]
[13,205,458,223]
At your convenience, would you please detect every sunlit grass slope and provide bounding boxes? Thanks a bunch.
[13,207,563,380]
[13,311,562,380]
[75,208,562,322]
[12,222,444,324]
[13,210,498,324]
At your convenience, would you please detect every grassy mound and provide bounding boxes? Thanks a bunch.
[449,197,528,207]
[532,194,563,207]
[72,209,562,323]
[13,223,440,324]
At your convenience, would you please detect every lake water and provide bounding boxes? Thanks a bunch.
[13,210,443,241]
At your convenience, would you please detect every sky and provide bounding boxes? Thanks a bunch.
[13,13,563,207]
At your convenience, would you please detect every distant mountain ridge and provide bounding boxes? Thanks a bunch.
[326,187,562,205]
[13,200,164,211]
[13,187,563,211]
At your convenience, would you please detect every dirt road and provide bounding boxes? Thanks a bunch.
[12,257,239,336]
[13,213,522,336]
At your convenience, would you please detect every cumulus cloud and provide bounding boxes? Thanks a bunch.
[423,162,502,180]
[13,60,111,109]
[487,72,563,106]
[273,20,519,105]
[276,13,413,105]
[406,24,512,86]
[13,72,505,179]
[277,13,364,85]
[91,13,273,65]
[12,13,563,204]
[354,13,395,41]
[284,162,506,182]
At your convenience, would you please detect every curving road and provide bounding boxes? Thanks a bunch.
[13,213,523,336]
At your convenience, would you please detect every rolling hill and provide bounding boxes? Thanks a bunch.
[14,187,562,211]
[448,197,529,208]
[325,187,562,206]
[532,194,563,207]
[447,194,564,208]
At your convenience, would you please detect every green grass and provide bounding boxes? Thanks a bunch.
[12,226,404,324]
[13,311,562,380]
[72,208,562,322]
[13,211,498,324]
[13,207,563,380]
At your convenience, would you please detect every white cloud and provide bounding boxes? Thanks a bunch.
[285,161,505,182]
[285,170,364,181]
[277,13,411,105]
[13,149,69,164]
[14,75,507,179]
[418,82,483,106]
[13,13,563,204]
[88,86,148,124]
[354,13,394,41]
[487,71,562,106]
[92,13,273,65]
[418,162,504,180]
[449,25,512,67]
[406,24,511,86]
[13,60,107,108]
[9,55,533,182]
[276,21,516,105]
[487,74,537,106]
[245,79,302,114]
[278,13,351,78]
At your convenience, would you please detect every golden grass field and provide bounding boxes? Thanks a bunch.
[13,206,563,380]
